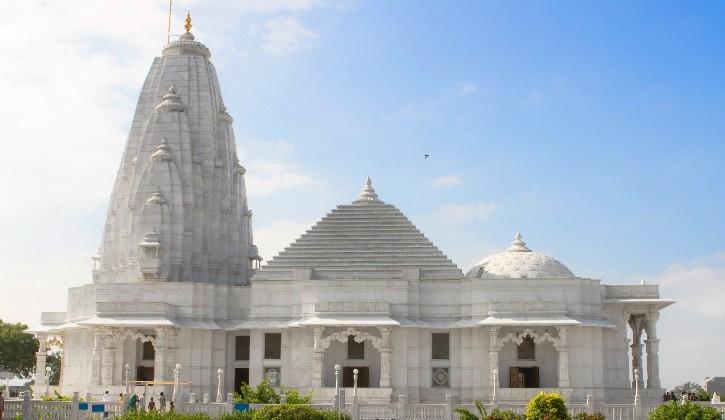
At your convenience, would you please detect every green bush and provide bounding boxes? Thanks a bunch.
[250,404,350,420]
[488,408,525,420]
[455,400,488,420]
[648,401,722,420]
[218,412,254,420]
[453,401,523,420]
[234,381,311,404]
[573,414,605,420]
[525,392,570,420]
[116,412,211,420]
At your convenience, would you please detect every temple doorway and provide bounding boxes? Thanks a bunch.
[509,367,539,388]
[343,366,369,388]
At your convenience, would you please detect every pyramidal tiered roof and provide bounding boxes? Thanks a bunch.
[254,178,463,281]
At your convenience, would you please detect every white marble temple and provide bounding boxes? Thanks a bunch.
[33,21,674,405]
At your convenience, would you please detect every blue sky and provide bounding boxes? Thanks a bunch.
[0,0,723,389]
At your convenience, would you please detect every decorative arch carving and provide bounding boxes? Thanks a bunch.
[319,327,383,350]
[115,329,156,345]
[496,328,563,351]
[46,335,64,349]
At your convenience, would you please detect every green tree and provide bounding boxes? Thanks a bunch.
[674,381,704,394]
[0,320,39,378]
[648,401,722,420]
[46,351,61,386]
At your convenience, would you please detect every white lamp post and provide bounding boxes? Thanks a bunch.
[352,369,358,398]
[124,363,130,395]
[334,364,341,412]
[216,369,224,403]
[173,363,181,403]
[45,366,52,396]
[492,369,498,406]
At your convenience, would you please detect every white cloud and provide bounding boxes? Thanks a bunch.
[255,219,314,262]
[434,202,495,225]
[456,82,479,96]
[653,253,725,318]
[246,162,316,195]
[646,253,725,389]
[260,16,318,56]
[431,175,463,188]
[238,140,317,195]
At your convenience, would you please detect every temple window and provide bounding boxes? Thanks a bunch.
[347,336,364,359]
[142,341,155,361]
[264,333,281,359]
[517,336,535,360]
[235,336,250,361]
[432,333,450,360]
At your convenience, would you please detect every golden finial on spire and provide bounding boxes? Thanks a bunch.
[184,11,192,33]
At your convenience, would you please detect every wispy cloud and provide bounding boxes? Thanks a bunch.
[456,82,479,96]
[260,16,318,56]
[431,175,463,188]
[238,140,317,195]
[434,202,495,225]
[255,219,315,262]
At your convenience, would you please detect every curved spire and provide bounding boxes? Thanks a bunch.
[353,176,381,204]
[507,232,531,252]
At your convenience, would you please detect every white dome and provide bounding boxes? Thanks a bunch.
[466,233,575,279]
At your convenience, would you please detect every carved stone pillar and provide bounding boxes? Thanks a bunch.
[101,329,116,386]
[34,333,48,387]
[628,315,646,389]
[154,327,178,382]
[91,329,102,386]
[645,312,661,389]
[378,326,392,388]
[555,326,570,388]
[488,327,501,388]
[311,327,324,388]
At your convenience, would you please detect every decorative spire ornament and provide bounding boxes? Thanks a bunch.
[354,176,381,203]
[507,232,532,252]
[184,11,192,33]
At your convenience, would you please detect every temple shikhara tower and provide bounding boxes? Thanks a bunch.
[34,17,674,406]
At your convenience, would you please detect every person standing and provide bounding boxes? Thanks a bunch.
[102,390,112,419]
[158,392,166,412]
[147,397,156,411]
[0,391,5,420]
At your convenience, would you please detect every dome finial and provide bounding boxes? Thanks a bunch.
[353,176,381,203]
[184,11,193,34]
[508,232,531,252]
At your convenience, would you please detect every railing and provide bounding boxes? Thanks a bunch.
[178,402,230,416]
[599,403,636,420]
[4,393,725,420]
[359,403,398,420]
[405,403,446,420]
